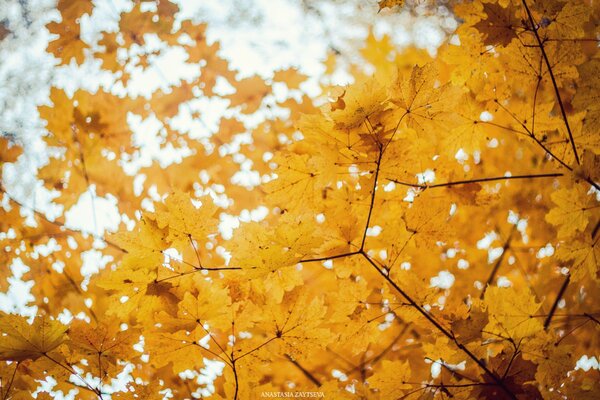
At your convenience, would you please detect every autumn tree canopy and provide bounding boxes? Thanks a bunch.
[1,0,599,398]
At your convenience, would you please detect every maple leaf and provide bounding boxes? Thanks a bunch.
[46,21,88,65]
[151,191,219,251]
[227,76,271,114]
[57,0,93,20]
[378,0,404,11]
[272,68,307,90]
[473,3,519,47]
[484,287,542,340]
[545,184,598,238]
[328,76,390,130]
[368,360,411,397]
[0,313,67,361]
[0,136,22,163]
[556,238,599,283]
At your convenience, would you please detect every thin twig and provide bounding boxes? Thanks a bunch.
[2,361,20,400]
[285,354,322,387]
[544,274,570,330]
[360,250,517,400]
[389,173,563,189]
[481,226,516,299]
[361,149,384,250]
[521,0,580,164]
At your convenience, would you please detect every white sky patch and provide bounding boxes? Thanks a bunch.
[488,137,499,148]
[479,111,493,121]
[0,259,36,316]
[575,355,599,372]
[454,148,468,163]
[507,210,519,224]
[80,249,113,290]
[496,276,512,288]
[488,246,504,264]
[429,359,465,379]
[403,188,418,202]
[366,225,382,236]
[536,243,555,259]
[477,231,498,250]
[383,181,395,191]
[417,169,435,184]
[430,270,455,289]
[64,190,121,236]
[332,369,349,382]
[122,113,193,175]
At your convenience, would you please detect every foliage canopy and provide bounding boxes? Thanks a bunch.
[1,0,599,399]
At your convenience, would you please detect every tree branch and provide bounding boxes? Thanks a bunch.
[2,361,19,400]
[480,227,516,299]
[285,354,322,387]
[544,274,570,330]
[359,250,517,400]
[388,173,563,189]
[361,149,384,250]
[521,0,580,164]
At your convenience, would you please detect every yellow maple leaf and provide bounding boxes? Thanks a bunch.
[545,184,598,238]
[484,287,542,340]
[0,313,67,361]
[368,360,411,397]
[152,191,219,250]
[377,0,405,11]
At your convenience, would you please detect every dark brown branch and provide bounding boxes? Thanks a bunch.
[2,361,19,400]
[480,227,516,299]
[555,319,590,346]
[359,250,517,400]
[361,149,384,250]
[422,382,497,388]
[43,354,101,396]
[388,173,563,189]
[591,220,600,239]
[521,0,580,164]
[232,361,239,400]
[300,251,360,263]
[486,101,595,189]
[583,313,600,326]
[502,347,521,379]
[285,354,322,387]
[544,274,570,330]
[348,322,411,376]
[154,266,242,283]
[192,342,233,369]
[234,336,280,362]
[197,321,232,366]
